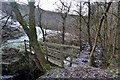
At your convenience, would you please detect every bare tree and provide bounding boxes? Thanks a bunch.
[117,1,120,68]
[37,0,46,42]
[87,0,92,51]
[78,2,82,51]
[74,1,83,51]
[56,0,71,44]
[89,1,112,66]
[0,1,2,45]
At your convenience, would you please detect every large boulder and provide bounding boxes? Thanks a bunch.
[37,65,119,79]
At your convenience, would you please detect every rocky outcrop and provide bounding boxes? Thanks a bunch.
[37,65,119,79]
[2,47,43,80]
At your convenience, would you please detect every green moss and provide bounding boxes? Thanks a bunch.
[43,64,51,72]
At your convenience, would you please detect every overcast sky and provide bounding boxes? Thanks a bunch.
[15,0,75,11]
[8,0,117,11]
[17,0,59,11]
[2,0,118,13]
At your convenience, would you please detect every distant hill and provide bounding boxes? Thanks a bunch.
[1,2,77,32]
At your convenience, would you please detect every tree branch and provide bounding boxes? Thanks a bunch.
[10,2,30,37]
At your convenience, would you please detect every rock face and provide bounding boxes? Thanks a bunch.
[37,65,119,79]
[2,22,25,42]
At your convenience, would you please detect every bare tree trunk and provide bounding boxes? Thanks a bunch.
[58,0,71,44]
[87,0,92,51]
[0,1,2,45]
[29,1,48,73]
[62,18,66,44]
[101,2,109,69]
[79,2,82,51]
[37,5,45,42]
[2,16,11,27]
[117,1,120,69]
[10,1,48,73]
[0,1,2,75]
[89,2,112,66]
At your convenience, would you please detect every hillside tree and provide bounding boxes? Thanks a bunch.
[89,1,112,67]
[36,0,46,42]
[87,0,92,51]
[117,1,120,68]
[55,0,71,44]
[73,1,85,51]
